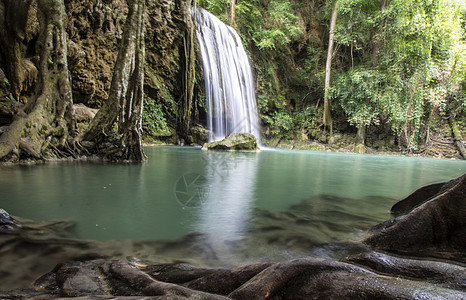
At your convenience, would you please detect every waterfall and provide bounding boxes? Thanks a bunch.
[193,7,260,142]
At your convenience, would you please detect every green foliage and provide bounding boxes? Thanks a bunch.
[199,0,465,151]
[261,110,294,140]
[230,0,305,50]
[235,1,261,37]
[197,0,231,18]
[261,104,321,141]
[292,106,321,139]
[250,0,304,50]
[335,0,379,57]
[328,0,466,150]
[382,0,465,149]
[142,97,171,136]
[332,68,380,128]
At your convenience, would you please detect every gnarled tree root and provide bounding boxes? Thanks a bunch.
[1,256,460,299]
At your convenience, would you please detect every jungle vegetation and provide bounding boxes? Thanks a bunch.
[0,0,464,161]
[197,0,466,155]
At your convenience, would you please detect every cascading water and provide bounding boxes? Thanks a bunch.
[193,7,260,142]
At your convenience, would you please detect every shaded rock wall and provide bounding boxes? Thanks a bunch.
[0,0,196,134]
[65,0,193,113]
[65,0,127,107]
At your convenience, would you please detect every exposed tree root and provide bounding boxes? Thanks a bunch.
[449,112,466,159]
[80,0,147,162]
[0,0,149,163]
[364,173,466,262]
[0,0,75,162]
[2,255,462,299]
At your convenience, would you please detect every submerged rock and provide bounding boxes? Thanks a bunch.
[202,133,259,151]
[0,209,20,234]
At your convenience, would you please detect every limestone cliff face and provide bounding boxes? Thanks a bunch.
[65,0,193,114]
[65,0,127,107]
[0,0,201,152]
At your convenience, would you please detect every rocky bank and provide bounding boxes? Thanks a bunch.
[202,133,260,151]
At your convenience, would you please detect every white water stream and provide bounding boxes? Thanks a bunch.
[193,7,260,142]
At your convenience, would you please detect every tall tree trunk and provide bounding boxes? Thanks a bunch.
[230,0,236,26]
[81,0,146,161]
[354,125,367,154]
[371,0,388,67]
[0,0,76,162]
[354,0,389,153]
[323,1,338,135]
[118,0,146,162]
[449,112,466,159]
[178,6,196,141]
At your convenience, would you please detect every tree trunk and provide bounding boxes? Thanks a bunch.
[354,125,367,154]
[0,0,76,162]
[449,112,466,159]
[81,0,147,161]
[323,1,338,135]
[0,0,148,162]
[178,6,196,141]
[230,0,236,26]
[118,0,147,162]
[371,0,388,67]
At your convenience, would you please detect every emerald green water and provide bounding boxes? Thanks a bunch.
[1,146,465,245]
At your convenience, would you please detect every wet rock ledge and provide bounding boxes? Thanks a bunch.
[202,133,259,151]
[1,174,465,299]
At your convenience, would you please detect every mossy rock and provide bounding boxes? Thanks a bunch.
[307,144,325,151]
[190,126,210,145]
[202,133,259,151]
[151,126,176,138]
[354,143,367,154]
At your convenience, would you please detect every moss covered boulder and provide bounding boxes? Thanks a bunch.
[202,133,259,151]
[190,126,210,145]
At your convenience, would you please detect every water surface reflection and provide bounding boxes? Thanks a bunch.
[0,146,464,249]
[197,152,258,239]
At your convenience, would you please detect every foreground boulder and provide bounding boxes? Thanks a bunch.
[390,176,463,215]
[364,173,466,262]
[202,133,259,151]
